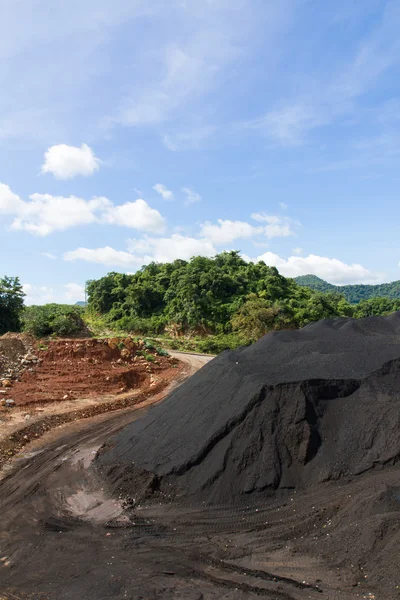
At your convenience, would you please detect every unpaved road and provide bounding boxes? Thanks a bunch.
[0,352,379,600]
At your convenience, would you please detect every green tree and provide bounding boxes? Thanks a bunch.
[85,253,400,347]
[231,294,282,342]
[0,276,25,334]
[22,304,85,337]
[352,297,400,318]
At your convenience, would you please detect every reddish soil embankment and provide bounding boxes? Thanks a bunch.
[0,334,184,469]
[4,336,179,407]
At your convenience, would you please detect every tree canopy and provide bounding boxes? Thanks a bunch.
[22,304,85,337]
[295,274,400,303]
[86,252,367,341]
[0,276,25,335]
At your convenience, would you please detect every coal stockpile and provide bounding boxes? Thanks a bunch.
[97,312,400,505]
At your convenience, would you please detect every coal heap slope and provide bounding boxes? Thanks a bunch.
[97,313,400,504]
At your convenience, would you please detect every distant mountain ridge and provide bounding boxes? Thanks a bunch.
[295,275,400,304]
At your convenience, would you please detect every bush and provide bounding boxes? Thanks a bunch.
[0,276,25,334]
[156,346,169,357]
[114,315,166,335]
[22,304,85,337]
[197,333,247,354]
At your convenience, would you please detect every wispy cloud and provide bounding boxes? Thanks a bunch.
[162,125,217,151]
[248,1,400,146]
[153,184,174,201]
[182,187,201,206]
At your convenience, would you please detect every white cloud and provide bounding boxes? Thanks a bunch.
[182,187,201,206]
[8,192,111,236]
[0,182,165,236]
[200,219,259,245]
[41,143,100,179]
[65,234,216,269]
[0,187,110,236]
[292,247,303,256]
[22,284,55,305]
[251,213,280,224]
[42,252,57,259]
[279,202,288,210]
[264,223,293,239]
[153,184,174,201]
[105,199,166,233]
[200,215,294,245]
[64,283,85,302]
[127,234,216,262]
[23,282,86,305]
[0,182,25,213]
[251,212,294,238]
[256,252,384,285]
[64,246,142,268]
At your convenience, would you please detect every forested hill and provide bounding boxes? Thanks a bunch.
[294,275,337,293]
[86,252,400,345]
[295,275,400,303]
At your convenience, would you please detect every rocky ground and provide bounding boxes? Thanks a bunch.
[0,334,184,469]
[0,333,38,406]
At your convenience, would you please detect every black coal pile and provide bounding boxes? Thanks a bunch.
[97,313,400,505]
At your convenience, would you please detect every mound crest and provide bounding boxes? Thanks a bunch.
[96,313,400,505]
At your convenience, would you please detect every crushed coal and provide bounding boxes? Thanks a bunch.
[96,312,400,505]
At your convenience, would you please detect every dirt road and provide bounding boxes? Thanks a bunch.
[0,352,380,600]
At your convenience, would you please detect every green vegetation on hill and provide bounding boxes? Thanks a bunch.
[294,275,337,294]
[2,261,400,354]
[22,304,86,337]
[86,251,365,348]
[295,274,400,303]
[0,276,25,335]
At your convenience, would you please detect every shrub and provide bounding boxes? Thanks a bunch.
[156,346,169,357]
[22,304,85,338]
[197,333,247,354]
[114,315,166,335]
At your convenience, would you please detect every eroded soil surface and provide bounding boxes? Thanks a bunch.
[0,337,184,469]
[0,341,393,600]
[0,387,385,600]
[3,337,178,406]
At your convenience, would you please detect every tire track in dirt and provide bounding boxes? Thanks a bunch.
[0,352,366,600]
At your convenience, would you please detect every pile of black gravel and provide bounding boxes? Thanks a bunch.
[97,312,400,505]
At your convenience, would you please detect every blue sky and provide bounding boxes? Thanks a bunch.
[1,0,400,304]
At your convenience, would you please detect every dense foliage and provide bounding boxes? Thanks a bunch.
[0,276,25,335]
[295,274,400,303]
[86,252,357,343]
[294,275,337,294]
[352,297,400,318]
[22,304,85,337]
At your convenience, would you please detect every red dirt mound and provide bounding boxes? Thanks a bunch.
[6,337,179,406]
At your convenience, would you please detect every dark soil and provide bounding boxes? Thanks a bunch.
[97,313,400,503]
[94,312,400,597]
[1,397,382,600]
